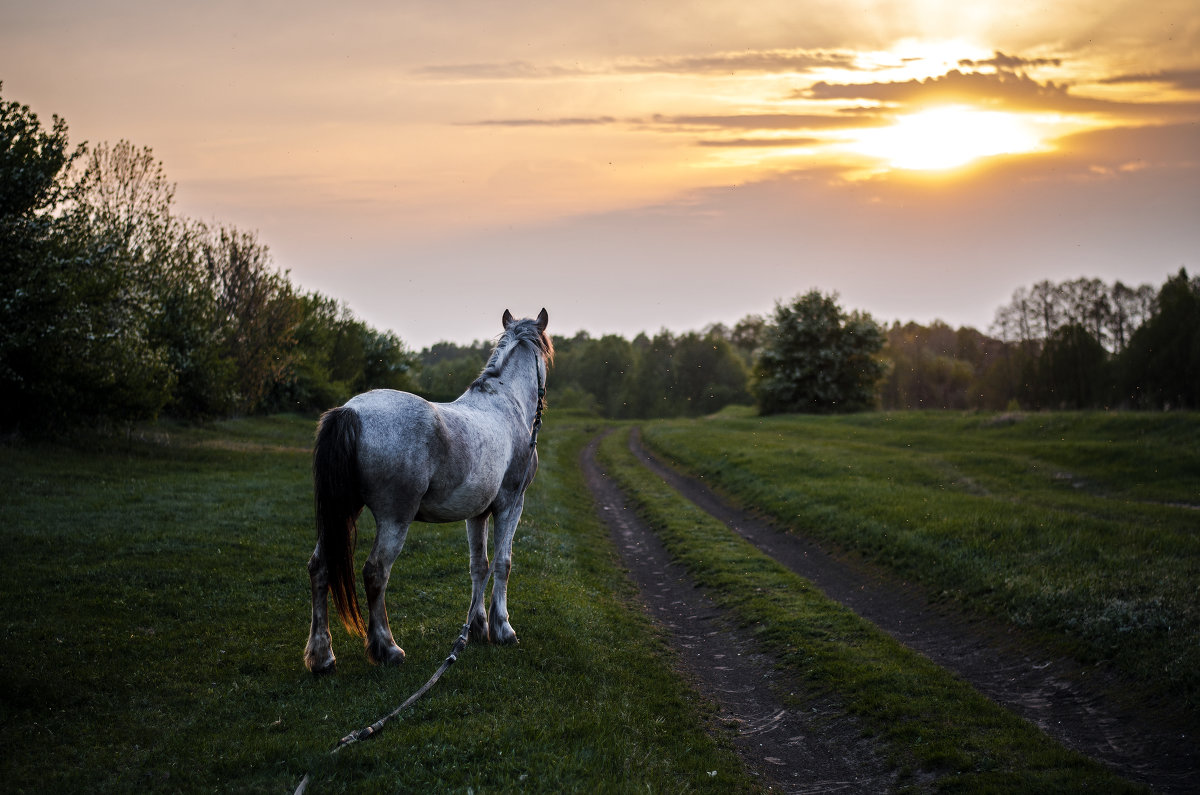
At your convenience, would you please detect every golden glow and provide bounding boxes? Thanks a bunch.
[848,106,1045,171]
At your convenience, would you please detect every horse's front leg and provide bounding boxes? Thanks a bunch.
[465,513,491,643]
[488,500,525,645]
[363,518,410,666]
[303,543,336,673]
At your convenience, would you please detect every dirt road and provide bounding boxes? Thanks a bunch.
[581,429,1196,793]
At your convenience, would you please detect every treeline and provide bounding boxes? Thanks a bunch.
[413,272,1198,418]
[1,87,416,431]
[416,326,756,418]
[881,272,1199,411]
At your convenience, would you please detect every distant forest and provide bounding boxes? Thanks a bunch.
[4,87,1198,433]
[418,270,1199,417]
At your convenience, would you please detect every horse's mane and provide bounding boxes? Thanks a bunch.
[470,318,555,392]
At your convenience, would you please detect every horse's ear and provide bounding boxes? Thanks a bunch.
[536,308,549,332]
[502,309,515,328]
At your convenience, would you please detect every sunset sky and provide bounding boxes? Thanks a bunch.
[3,1,1198,348]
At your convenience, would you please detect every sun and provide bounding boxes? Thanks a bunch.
[849,106,1044,171]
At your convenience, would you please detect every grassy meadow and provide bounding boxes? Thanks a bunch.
[640,409,1200,717]
[0,415,751,793]
[2,408,1192,792]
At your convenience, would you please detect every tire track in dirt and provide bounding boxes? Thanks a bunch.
[582,433,900,794]
[624,428,1197,795]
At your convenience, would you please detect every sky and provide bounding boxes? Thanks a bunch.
[2,0,1198,349]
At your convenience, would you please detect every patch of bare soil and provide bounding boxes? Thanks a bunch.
[582,434,899,794]
[622,429,1197,794]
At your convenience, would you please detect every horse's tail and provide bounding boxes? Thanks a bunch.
[313,406,367,638]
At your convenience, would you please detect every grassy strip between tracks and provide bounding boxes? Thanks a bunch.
[0,414,753,793]
[597,426,1141,793]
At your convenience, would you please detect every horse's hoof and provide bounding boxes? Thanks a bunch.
[468,616,490,644]
[305,651,337,675]
[308,658,337,675]
[491,623,519,646]
[367,642,406,666]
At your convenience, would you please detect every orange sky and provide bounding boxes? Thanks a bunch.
[3,0,1198,347]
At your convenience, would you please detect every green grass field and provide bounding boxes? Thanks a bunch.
[3,409,1191,792]
[0,415,751,792]
[640,409,1200,716]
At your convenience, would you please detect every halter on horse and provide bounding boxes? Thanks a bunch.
[304,309,552,673]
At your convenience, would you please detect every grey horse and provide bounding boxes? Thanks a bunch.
[304,309,552,673]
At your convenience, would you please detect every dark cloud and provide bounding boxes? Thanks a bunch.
[650,113,884,131]
[804,69,1071,107]
[1100,69,1200,90]
[801,69,1189,117]
[958,51,1062,70]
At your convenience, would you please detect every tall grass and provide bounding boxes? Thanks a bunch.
[640,409,1200,715]
[0,415,751,792]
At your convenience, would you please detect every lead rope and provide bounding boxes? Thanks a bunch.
[529,359,546,448]
[293,623,471,794]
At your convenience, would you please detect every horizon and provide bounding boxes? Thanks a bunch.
[3,0,1197,350]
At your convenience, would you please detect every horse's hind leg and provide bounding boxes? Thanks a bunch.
[363,517,410,666]
[304,543,336,673]
[488,500,525,645]
[465,513,491,643]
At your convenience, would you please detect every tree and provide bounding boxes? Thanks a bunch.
[1,88,173,426]
[2,87,417,427]
[754,290,885,414]
[671,330,751,415]
[1,85,80,424]
[730,313,767,365]
[200,224,300,414]
[569,334,635,417]
[1119,268,1200,409]
[1039,323,1109,409]
[0,83,75,220]
[415,339,493,402]
[880,321,975,409]
[1110,281,1156,353]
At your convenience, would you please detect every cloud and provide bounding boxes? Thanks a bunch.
[458,116,620,127]
[1099,69,1200,91]
[801,68,1196,118]
[416,48,861,80]
[415,61,588,80]
[805,69,1073,107]
[957,50,1063,70]
[649,112,884,131]
[1053,122,1200,169]
[459,111,886,135]
[697,137,821,148]
[612,49,858,75]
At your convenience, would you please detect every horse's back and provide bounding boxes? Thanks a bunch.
[342,389,517,522]
[345,388,438,448]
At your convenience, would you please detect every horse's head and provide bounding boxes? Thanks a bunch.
[501,308,553,365]
[472,309,554,393]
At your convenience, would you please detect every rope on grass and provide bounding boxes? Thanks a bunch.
[293,623,471,794]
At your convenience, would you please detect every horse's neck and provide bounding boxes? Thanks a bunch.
[478,348,540,422]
